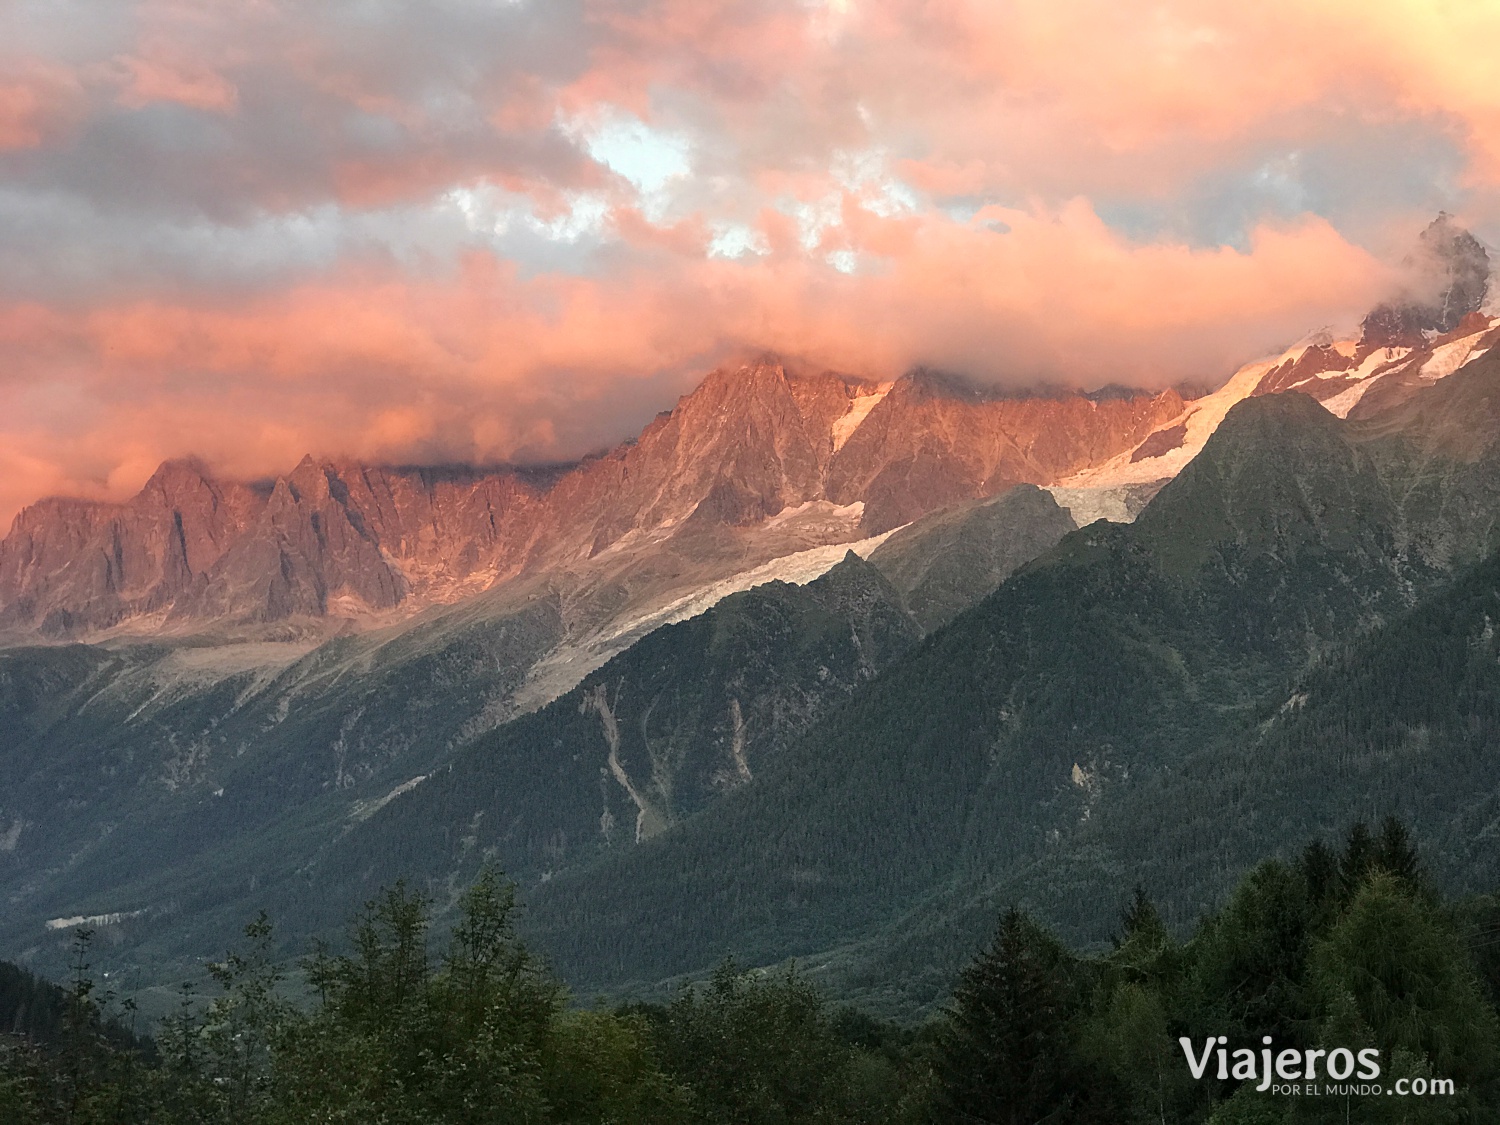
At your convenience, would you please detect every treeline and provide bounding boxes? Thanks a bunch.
[3,821,1498,1122]
[0,873,930,1125]
[935,818,1500,1123]
[1,961,69,1047]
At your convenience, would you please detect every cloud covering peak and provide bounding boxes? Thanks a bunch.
[2,0,1497,525]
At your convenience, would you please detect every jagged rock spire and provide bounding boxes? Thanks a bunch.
[1360,213,1490,348]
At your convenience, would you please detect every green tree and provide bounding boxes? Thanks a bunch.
[542,1009,689,1124]
[1309,873,1498,1104]
[1087,889,1198,1124]
[651,959,896,1124]
[933,907,1120,1125]
[1373,817,1422,888]
[267,874,558,1124]
[1297,839,1338,912]
[193,912,292,1122]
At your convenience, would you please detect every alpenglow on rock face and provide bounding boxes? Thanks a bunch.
[0,363,1185,637]
[0,458,556,636]
[1360,213,1491,348]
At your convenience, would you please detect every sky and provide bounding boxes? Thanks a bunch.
[3,0,1500,525]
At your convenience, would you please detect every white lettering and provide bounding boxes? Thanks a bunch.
[1327,1048,1354,1080]
[1305,1048,1326,1079]
[1231,1049,1256,1080]
[1179,1038,1216,1080]
[1275,1048,1302,1079]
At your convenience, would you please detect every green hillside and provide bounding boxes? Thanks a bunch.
[511,378,1500,1013]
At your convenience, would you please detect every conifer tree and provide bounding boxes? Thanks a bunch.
[1311,873,1499,1098]
[1375,815,1422,887]
[1298,839,1338,909]
[1339,821,1378,900]
[933,908,1118,1125]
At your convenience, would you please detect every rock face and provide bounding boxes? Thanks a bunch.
[0,363,1184,637]
[13,213,1485,641]
[0,462,266,636]
[824,372,1183,533]
[0,459,553,635]
[1360,213,1490,348]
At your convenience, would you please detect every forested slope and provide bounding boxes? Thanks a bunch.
[518,382,1500,1011]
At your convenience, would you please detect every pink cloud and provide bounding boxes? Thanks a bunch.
[0,61,83,150]
[560,0,1500,206]
[114,53,238,112]
[0,0,1489,528]
[0,205,1386,527]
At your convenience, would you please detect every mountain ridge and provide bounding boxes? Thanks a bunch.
[503,357,1500,1010]
[5,215,1500,1023]
[0,364,1188,640]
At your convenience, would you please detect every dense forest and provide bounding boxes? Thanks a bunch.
[2,820,1497,1123]
[501,391,1500,1009]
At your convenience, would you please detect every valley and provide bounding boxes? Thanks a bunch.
[3,218,1500,1023]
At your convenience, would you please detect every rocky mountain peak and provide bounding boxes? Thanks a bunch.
[1360,213,1490,349]
[0,360,1199,637]
[284,455,335,503]
[141,457,213,495]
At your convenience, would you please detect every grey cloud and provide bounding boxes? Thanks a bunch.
[0,186,468,302]
[2,0,599,220]
[1096,120,1469,253]
[0,0,651,300]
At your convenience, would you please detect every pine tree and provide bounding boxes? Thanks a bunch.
[1374,815,1421,887]
[1190,860,1312,1045]
[1339,821,1378,900]
[1298,838,1338,908]
[1310,872,1500,1107]
[933,908,1117,1125]
[1117,885,1167,950]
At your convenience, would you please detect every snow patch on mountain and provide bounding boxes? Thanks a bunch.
[46,909,146,931]
[831,382,893,451]
[1421,336,1489,382]
[621,531,900,636]
[1321,346,1412,417]
[511,529,900,715]
[764,499,867,532]
[1322,378,1379,419]
[1045,482,1167,526]
[1354,345,1411,379]
[1057,348,1289,489]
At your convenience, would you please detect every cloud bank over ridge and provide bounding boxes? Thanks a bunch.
[2,0,1497,524]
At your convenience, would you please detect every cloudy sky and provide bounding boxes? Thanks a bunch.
[3,0,1499,524]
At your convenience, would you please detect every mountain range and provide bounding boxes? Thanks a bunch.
[3,214,1500,1018]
